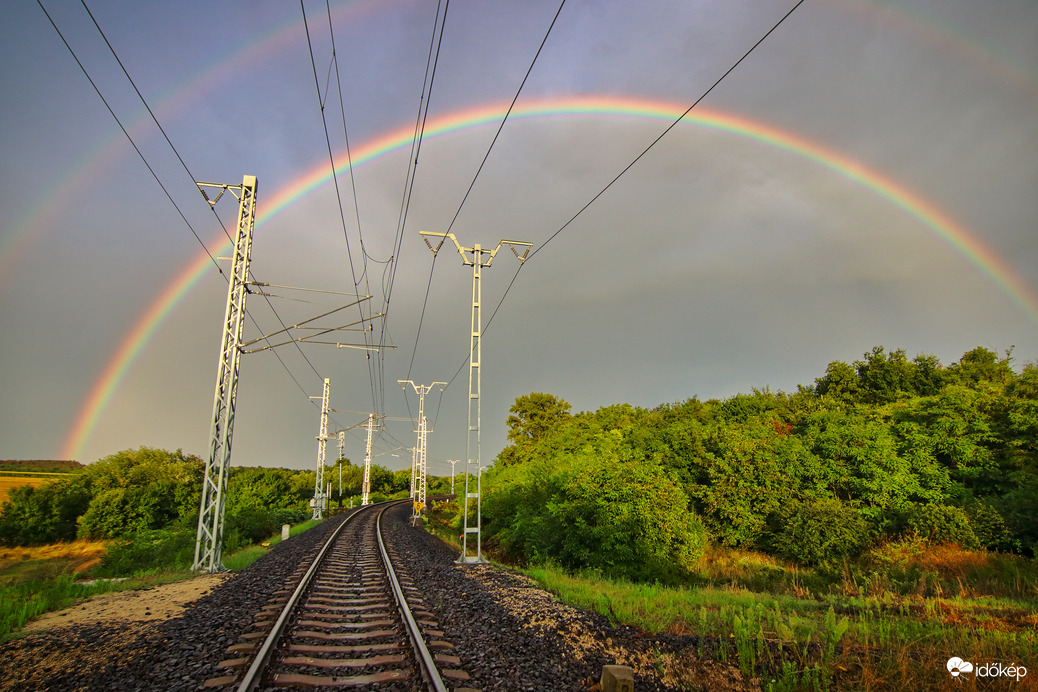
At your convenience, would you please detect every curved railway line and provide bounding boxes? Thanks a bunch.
[208,500,474,691]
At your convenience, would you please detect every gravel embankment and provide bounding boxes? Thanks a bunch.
[0,504,759,691]
[383,502,758,691]
[0,514,348,691]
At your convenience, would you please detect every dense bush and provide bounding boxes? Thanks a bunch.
[0,446,336,551]
[768,498,872,568]
[901,503,980,549]
[94,529,196,576]
[223,506,278,553]
[484,440,707,583]
[485,346,1038,582]
[77,481,185,539]
[271,507,311,526]
[0,479,91,545]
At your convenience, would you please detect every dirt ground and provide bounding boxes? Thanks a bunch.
[21,573,228,632]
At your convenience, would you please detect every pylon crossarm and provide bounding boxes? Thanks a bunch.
[238,300,375,348]
[419,230,462,258]
[195,181,230,207]
[242,328,389,353]
[246,282,369,298]
[501,240,533,262]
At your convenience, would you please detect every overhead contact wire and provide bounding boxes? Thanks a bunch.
[37,0,222,277]
[301,0,381,414]
[405,0,565,390]
[74,0,337,418]
[460,0,808,376]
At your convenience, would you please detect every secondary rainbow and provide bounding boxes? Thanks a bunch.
[60,95,1038,461]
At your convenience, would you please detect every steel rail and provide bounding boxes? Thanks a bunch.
[376,504,449,692]
[236,504,371,692]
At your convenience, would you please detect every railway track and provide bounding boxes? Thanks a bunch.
[206,500,475,691]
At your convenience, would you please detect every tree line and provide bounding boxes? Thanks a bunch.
[481,346,1038,582]
[0,447,423,549]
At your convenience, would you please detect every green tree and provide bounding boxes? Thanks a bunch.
[804,408,935,515]
[689,418,825,546]
[75,447,204,539]
[946,347,1014,389]
[0,478,92,545]
[854,346,914,404]
[505,393,572,446]
[226,467,304,514]
[814,360,860,403]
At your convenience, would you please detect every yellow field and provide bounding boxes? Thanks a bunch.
[0,476,53,505]
[0,538,108,589]
[0,539,106,567]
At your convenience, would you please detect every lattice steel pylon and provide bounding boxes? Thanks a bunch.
[399,380,446,522]
[419,232,530,563]
[408,447,417,500]
[360,413,378,505]
[193,174,258,573]
[310,378,331,519]
[337,431,345,505]
[449,459,459,495]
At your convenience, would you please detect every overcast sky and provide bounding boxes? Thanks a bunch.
[2,0,1036,478]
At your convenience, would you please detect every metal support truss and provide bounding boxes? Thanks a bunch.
[360,413,379,505]
[193,174,258,573]
[409,447,418,501]
[399,380,446,523]
[310,378,331,519]
[337,431,345,505]
[420,232,530,563]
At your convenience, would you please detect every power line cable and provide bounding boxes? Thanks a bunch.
[448,0,808,385]
[443,0,566,237]
[301,0,381,414]
[404,0,564,386]
[323,0,379,268]
[87,0,332,397]
[58,0,339,426]
[37,0,223,276]
[387,0,451,425]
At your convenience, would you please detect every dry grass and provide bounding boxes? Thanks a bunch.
[0,476,52,505]
[0,540,107,586]
[524,540,1038,691]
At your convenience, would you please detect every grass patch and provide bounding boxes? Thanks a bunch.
[0,540,107,586]
[223,545,269,571]
[220,517,324,572]
[522,544,1038,690]
[0,573,122,641]
[424,499,463,549]
[0,517,326,641]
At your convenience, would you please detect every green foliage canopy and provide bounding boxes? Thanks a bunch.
[483,347,1038,581]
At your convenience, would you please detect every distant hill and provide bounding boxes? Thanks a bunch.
[0,460,84,473]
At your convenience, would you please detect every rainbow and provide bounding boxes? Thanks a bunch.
[59,95,1038,461]
[6,0,1036,290]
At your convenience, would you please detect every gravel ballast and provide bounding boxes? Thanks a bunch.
[0,504,757,690]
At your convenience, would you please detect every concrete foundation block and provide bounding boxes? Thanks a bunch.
[601,664,634,692]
